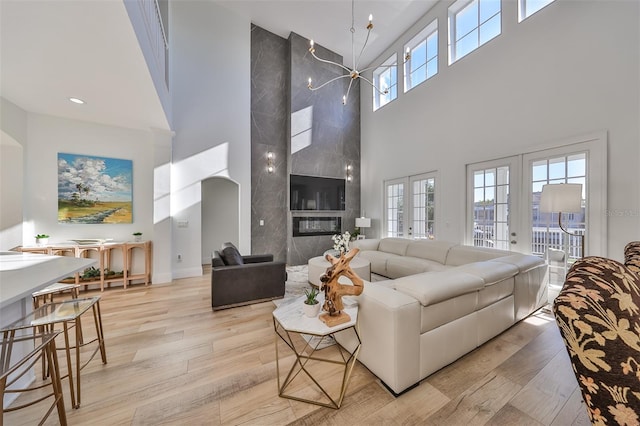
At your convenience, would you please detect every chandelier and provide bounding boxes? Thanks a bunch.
[307,0,402,105]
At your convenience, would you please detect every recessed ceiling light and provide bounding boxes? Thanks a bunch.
[69,97,85,104]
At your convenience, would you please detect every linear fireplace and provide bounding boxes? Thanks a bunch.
[292,216,341,237]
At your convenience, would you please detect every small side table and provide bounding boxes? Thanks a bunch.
[272,296,361,409]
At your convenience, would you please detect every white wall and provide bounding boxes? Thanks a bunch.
[170,1,251,278]
[0,98,28,250]
[152,128,173,284]
[201,177,240,264]
[21,113,161,273]
[0,132,23,250]
[360,0,639,261]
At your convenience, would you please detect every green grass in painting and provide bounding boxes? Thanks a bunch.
[58,201,132,223]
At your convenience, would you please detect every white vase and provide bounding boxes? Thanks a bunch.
[36,238,49,246]
[134,235,142,242]
[303,302,321,318]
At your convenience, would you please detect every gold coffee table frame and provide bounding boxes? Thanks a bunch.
[273,308,361,409]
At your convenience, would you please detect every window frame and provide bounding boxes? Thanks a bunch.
[448,0,502,65]
[403,19,438,93]
[373,54,398,111]
[384,177,406,238]
[384,171,439,239]
[518,0,555,22]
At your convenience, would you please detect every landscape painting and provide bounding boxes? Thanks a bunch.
[58,153,133,224]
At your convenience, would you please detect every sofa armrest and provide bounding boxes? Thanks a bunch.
[211,261,286,309]
[243,254,274,264]
[334,282,421,395]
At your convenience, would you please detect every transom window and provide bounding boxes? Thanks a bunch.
[404,20,438,92]
[373,54,398,111]
[448,0,501,64]
[519,0,555,22]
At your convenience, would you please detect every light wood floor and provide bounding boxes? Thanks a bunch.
[6,272,591,425]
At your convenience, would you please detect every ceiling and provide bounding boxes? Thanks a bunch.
[217,1,439,68]
[0,0,438,133]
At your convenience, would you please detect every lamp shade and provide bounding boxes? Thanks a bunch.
[539,183,582,213]
[355,217,371,228]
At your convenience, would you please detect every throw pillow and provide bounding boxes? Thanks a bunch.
[221,244,244,266]
[221,242,238,252]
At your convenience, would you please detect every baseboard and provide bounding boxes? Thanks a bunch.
[172,266,203,280]
[152,272,172,284]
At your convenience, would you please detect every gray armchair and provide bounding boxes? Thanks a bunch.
[211,250,286,310]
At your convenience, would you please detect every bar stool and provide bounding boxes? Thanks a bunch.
[32,283,81,309]
[1,296,107,409]
[32,283,83,379]
[1,330,67,426]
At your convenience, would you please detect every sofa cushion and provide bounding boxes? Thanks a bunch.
[378,238,411,256]
[420,291,478,333]
[220,244,244,265]
[405,240,457,264]
[358,250,402,277]
[445,245,512,266]
[477,278,514,310]
[490,254,545,273]
[393,270,485,307]
[385,256,449,279]
[351,238,381,252]
[454,261,519,286]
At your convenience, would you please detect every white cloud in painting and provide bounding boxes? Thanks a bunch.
[58,155,132,202]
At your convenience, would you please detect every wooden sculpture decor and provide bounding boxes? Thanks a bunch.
[319,248,364,327]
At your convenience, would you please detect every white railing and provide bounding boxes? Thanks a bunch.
[531,227,584,259]
[138,0,168,87]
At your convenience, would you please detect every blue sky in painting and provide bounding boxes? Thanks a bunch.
[58,153,132,202]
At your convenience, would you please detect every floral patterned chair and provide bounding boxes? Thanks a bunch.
[624,241,640,275]
[553,255,640,425]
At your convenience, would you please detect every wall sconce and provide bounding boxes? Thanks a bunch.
[267,151,274,173]
[346,164,353,182]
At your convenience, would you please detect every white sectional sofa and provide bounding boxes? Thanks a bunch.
[335,238,548,395]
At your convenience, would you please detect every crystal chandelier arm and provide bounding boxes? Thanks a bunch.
[308,74,351,91]
[310,50,352,74]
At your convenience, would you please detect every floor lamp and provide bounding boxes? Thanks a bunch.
[539,183,585,259]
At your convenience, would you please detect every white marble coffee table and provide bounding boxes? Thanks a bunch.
[307,255,371,286]
[272,296,361,409]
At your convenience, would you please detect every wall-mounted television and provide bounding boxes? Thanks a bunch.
[290,174,345,211]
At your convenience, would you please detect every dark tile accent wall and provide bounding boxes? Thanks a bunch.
[250,25,288,262]
[287,32,360,265]
[250,27,360,266]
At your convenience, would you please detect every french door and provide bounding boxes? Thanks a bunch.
[385,172,438,239]
[467,132,607,284]
[466,157,521,251]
